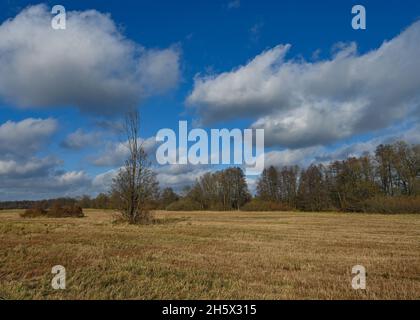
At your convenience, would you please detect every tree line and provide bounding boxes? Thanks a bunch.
[169,140,420,213]
[1,140,419,214]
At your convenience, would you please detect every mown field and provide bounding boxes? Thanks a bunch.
[0,209,419,300]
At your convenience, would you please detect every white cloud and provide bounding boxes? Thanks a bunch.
[61,129,101,150]
[91,162,210,194]
[0,168,91,200]
[0,118,57,156]
[0,157,61,177]
[262,122,420,170]
[187,22,420,148]
[56,171,89,185]
[264,147,320,168]
[92,136,158,167]
[187,44,292,121]
[92,142,129,167]
[155,164,210,191]
[92,169,118,192]
[0,5,181,114]
[0,117,96,200]
[137,48,182,95]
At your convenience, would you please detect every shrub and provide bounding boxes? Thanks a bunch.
[166,199,203,211]
[20,207,47,218]
[21,203,84,218]
[241,200,293,212]
[360,196,420,214]
[47,204,84,218]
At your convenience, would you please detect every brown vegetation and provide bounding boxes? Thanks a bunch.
[256,141,420,213]
[1,209,419,299]
[241,199,292,211]
[166,198,203,211]
[47,204,84,218]
[361,196,420,214]
[20,204,84,218]
[20,207,47,218]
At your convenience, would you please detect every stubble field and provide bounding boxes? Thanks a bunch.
[0,209,419,299]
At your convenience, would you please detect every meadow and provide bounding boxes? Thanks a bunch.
[0,209,419,299]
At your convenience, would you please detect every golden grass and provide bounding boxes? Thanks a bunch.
[0,209,419,300]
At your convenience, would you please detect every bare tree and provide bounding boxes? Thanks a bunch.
[186,167,250,210]
[257,166,281,202]
[112,110,158,224]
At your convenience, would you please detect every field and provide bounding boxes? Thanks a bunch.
[0,209,419,300]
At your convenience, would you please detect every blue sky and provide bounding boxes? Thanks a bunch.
[1,0,420,200]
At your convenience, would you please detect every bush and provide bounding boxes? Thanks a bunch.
[47,204,84,218]
[241,200,293,212]
[21,204,84,218]
[166,199,203,211]
[20,207,47,218]
[360,196,420,214]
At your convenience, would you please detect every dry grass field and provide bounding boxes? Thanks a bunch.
[0,209,419,300]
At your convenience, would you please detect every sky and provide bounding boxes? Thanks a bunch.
[0,0,420,200]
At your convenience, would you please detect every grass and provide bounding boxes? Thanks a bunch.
[0,209,419,300]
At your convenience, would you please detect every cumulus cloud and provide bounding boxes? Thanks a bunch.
[61,129,101,150]
[0,170,91,200]
[0,117,96,200]
[91,132,217,191]
[0,5,181,114]
[56,171,89,186]
[92,142,129,167]
[263,122,420,170]
[187,22,420,148]
[93,119,124,133]
[91,162,210,194]
[187,44,292,120]
[0,118,57,156]
[155,164,210,191]
[0,157,61,178]
[92,169,117,193]
[92,136,158,167]
[264,147,320,168]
